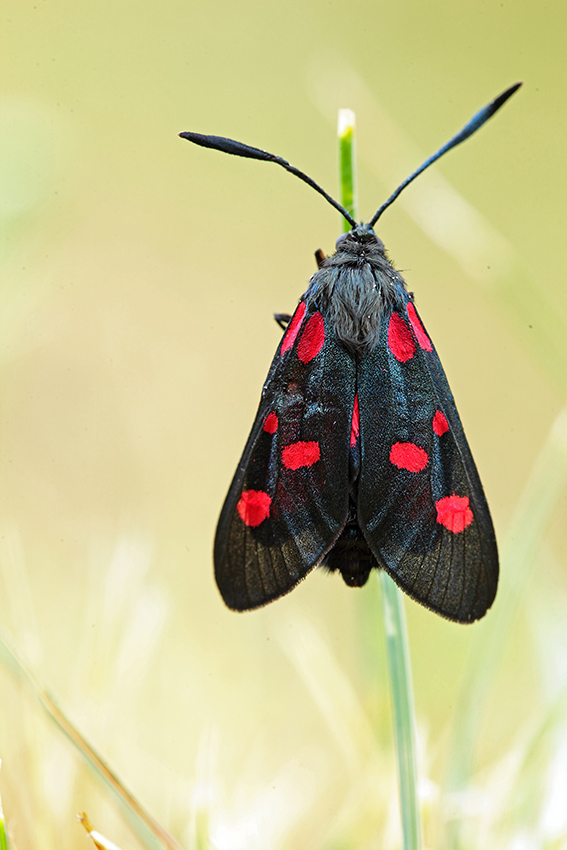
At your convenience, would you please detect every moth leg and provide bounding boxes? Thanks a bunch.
[274,312,292,330]
[273,249,325,330]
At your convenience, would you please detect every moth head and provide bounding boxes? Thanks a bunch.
[335,225,384,253]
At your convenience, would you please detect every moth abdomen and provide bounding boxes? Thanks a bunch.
[321,519,377,588]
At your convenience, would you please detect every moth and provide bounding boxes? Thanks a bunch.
[180,83,520,622]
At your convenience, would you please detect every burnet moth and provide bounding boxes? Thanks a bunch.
[180,83,520,622]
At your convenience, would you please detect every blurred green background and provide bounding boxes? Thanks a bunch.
[2,1,567,848]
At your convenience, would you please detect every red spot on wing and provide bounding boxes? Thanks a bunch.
[388,312,415,362]
[436,495,473,533]
[282,440,321,470]
[281,301,306,355]
[237,490,272,527]
[350,394,360,447]
[263,411,278,434]
[297,312,325,363]
[433,410,449,436]
[390,442,429,472]
[407,303,433,351]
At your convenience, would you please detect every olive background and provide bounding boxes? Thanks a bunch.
[2,1,566,847]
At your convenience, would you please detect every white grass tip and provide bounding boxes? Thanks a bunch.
[338,108,356,138]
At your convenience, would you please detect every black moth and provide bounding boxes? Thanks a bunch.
[180,83,520,622]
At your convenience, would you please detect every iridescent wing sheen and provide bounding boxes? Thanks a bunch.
[357,298,498,622]
[214,300,356,610]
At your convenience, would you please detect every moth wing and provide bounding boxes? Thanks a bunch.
[357,300,498,622]
[214,301,356,610]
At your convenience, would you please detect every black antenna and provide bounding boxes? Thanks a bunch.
[179,83,521,230]
[178,131,357,228]
[368,82,522,226]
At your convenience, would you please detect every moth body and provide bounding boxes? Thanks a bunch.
[180,83,521,620]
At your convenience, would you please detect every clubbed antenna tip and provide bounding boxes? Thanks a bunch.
[368,82,522,225]
[179,131,357,227]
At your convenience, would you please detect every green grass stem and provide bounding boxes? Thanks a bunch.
[337,108,422,849]
[379,574,422,850]
[338,109,358,230]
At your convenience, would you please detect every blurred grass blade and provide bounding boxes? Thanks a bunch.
[277,614,376,772]
[78,813,124,850]
[0,631,184,850]
[380,574,422,850]
[338,109,358,230]
[445,406,567,845]
[506,686,567,839]
[0,762,9,850]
